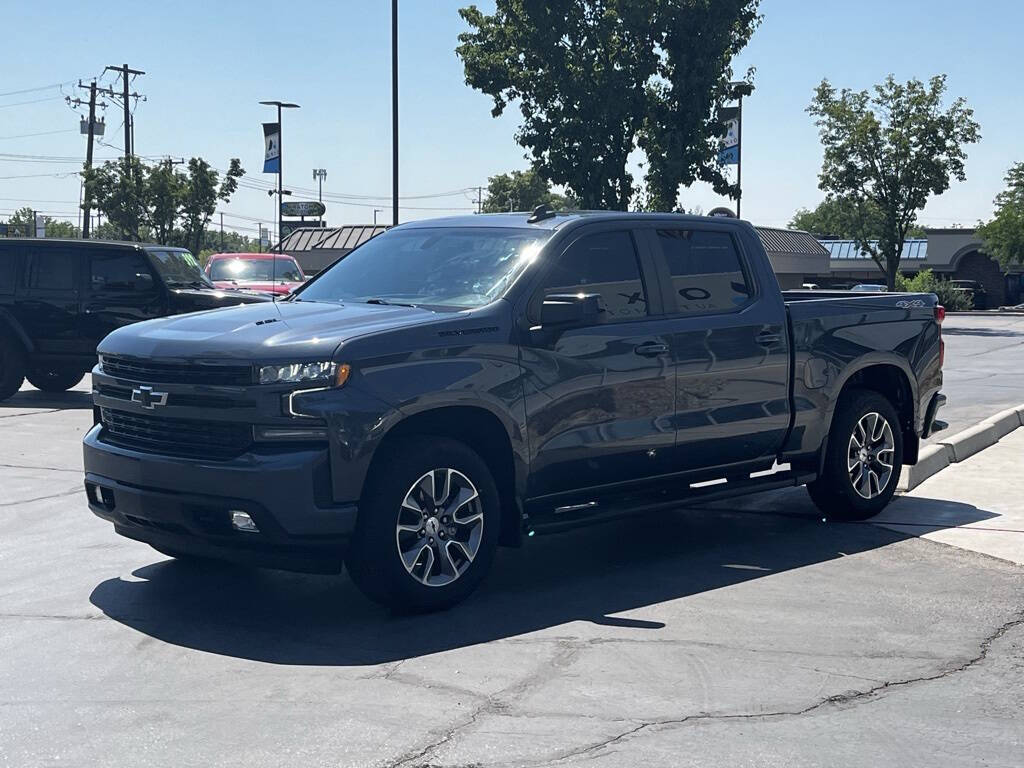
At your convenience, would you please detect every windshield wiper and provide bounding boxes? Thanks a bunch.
[364,297,417,308]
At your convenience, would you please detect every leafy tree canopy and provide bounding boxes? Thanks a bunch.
[3,207,78,238]
[977,162,1024,270]
[457,0,760,211]
[482,168,578,213]
[790,197,924,240]
[82,156,245,253]
[808,74,980,289]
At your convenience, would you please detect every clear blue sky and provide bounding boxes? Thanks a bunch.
[1,0,1021,239]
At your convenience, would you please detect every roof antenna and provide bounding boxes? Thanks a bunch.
[527,203,557,224]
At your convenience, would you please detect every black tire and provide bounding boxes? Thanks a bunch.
[346,436,501,613]
[807,389,904,521]
[26,366,85,393]
[0,334,27,402]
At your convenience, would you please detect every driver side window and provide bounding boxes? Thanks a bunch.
[91,250,151,291]
[536,231,648,323]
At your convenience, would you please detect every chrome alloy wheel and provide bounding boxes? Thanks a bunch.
[847,412,896,500]
[395,468,484,587]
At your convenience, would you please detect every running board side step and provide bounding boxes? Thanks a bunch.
[527,470,817,535]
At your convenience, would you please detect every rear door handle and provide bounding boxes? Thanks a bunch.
[756,331,783,346]
[634,342,669,357]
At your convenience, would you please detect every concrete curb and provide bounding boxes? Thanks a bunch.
[898,405,1024,492]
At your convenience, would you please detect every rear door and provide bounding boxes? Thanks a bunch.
[519,225,677,497]
[642,224,791,473]
[83,247,165,350]
[13,244,82,356]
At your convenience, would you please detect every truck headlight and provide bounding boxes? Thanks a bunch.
[259,361,350,387]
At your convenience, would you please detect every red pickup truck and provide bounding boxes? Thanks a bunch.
[205,252,306,296]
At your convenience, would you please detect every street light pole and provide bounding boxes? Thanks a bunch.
[259,100,300,251]
[313,168,327,225]
[374,208,382,227]
[392,0,399,227]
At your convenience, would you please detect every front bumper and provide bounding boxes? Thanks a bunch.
[83,425,357,573]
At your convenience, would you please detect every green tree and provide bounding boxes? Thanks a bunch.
[179,158,245,256]
[808,75,980,290]
[482,169,577,213]
[82,157,150,241]
[790,198,887,239]
[977,162,1024,270]
[457,0,760,211]
[4,207,78,238]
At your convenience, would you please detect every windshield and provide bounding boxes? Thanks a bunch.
[147,249,213,288]
[295,227,550,309]
[210,257,303,283]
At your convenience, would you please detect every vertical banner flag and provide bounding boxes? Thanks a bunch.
[263,122,281,174]
[717,107,740,165]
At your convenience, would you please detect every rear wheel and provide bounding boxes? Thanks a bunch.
[0,335,27,401]
[346,436,500,613]
[807,390,903,521]
[26,366,85,393]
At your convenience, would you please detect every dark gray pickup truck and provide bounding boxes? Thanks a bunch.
[83,210,946,611]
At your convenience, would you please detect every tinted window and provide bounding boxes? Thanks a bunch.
[0,251,18,294]
[656,230,751,314]
[91,250,150,291]
[538,231,648,322]
[26,249,75,291]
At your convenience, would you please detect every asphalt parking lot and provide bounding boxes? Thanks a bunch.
[1,315,1022,767]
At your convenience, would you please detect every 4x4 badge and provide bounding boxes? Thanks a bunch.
[131,386,168,409]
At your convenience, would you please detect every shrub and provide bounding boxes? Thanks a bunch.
[896,269,973,311]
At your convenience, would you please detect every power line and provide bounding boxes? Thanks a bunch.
[0,79,82,98]
[0,129,77,141]
[0,95,64,109]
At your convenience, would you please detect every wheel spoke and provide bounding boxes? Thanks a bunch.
[447,539,474,565]
[401,542,430,573]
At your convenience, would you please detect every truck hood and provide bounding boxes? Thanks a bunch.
[169,287,271,309]
[98,299,441,362]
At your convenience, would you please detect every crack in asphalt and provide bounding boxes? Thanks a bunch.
[0,462,81,474]
[541,611,1024,766]
[385,642,582,768]
[0,486,83,507]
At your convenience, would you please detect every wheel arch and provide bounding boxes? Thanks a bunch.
[365,404,523,547]
[0,308,33,354]
[823,361,919,469]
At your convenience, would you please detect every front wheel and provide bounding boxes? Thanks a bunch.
[0,335,27,401]
[346,437,501,613]
[807,390,903,521]
[26,367,85,393]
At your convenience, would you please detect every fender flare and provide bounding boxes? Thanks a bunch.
[0,307,33,354]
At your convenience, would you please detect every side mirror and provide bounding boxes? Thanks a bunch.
[134,272,154,290]
[540,293,602,326]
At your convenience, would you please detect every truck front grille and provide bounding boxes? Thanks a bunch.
[101,356,254,386]
[100,408,252,460]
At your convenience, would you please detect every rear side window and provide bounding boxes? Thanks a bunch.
[91,250,150,290]
[0,251,18,294]
[538,231,649,322]
[656,229,752,315]
[26,249,76,291]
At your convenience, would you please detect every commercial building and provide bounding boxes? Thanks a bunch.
[279,225,389,276]
[819,229,1023,307]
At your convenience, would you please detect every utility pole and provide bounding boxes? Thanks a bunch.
[72,80,103,238]
[103,64,145,160]
[392,0,399,227]
[476,186,482,214]
[220,212,224,251]
[736,91,743,220]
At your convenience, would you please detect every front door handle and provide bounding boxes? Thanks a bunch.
[756,331,783,346]
[634,342,669,357]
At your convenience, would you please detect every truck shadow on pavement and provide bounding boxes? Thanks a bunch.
[0,389,94,410]
[89,489,997,666]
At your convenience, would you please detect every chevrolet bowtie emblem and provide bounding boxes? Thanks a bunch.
[131,385,169,409]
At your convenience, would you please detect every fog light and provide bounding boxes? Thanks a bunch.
[87,483,102,505]
[230,510,259,533]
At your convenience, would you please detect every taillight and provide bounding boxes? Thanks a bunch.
[935,305,945,325]
[936,305,945,367]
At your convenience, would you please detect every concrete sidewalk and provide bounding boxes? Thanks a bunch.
[875,428,1024,565]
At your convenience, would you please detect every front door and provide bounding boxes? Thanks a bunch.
[83,248,165,352]
[519,228,676,498]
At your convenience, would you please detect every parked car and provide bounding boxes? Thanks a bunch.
[851,283,888,292]
[948,279,986,310]
[205,252,306,296]
[801,282,820,290]
[0,238,269,400]
[83,210,946,612]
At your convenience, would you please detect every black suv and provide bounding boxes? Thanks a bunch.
[0,238,267,400]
